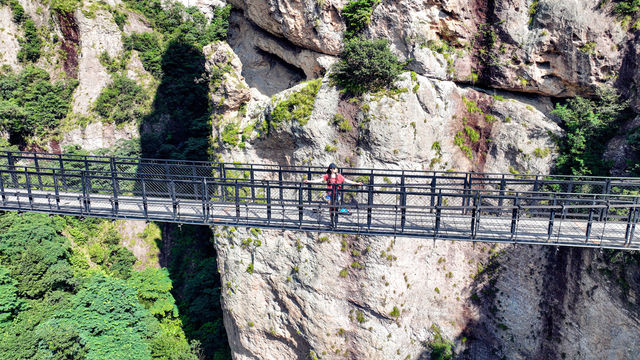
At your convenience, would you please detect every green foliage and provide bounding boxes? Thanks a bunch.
[220,122,240,147]
[330,38,404,95]
[124,32,164,78]
[0,266,25,326]
[94,74,149,124]
[427,324,454,360]
[123,1,231,48]
[271,79,322,127]
[128,268,178,319]
[8,0,25,23]
[17,19,42,63]
[0,213,75,298]
[464,126,480,143]
[341,0,380,39]
[551,88,628,176]
[166,226,230,358]
[50,273,157,360]
[50,0,81,15]
[613,0,640,16]
[0,66,77,143]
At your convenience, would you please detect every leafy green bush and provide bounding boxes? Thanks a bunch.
[330,38,404,95]
[552,88,627,176]
[613,0,640,16]
[428,324,454,360]
[94,74,149,124]
[49,0,81,15]
[0,66,77,142]
[17,19,42,63]
[124,32,164,78]
[342,0,380,39]
[8,0,25,23]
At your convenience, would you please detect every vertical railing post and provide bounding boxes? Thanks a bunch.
[471,191,480,239]
[278,168,284,202]
[434,189,442,237]
[464,173,473,215]
[235,180,240,223]
[430,174,437,213]
[80,170,88,214]
[53,169,60,211]
[547,194,557,242]
[0,169,5,205]
[586,199,595,244]
[33,153,43,190]
[170,180,177,219]
[202,178,208,222]
[367,173,374,229]
[497,175,506,216]
[298,181,303,227]
[141,178,148,220]
[25,167,33,210]
[400,173,406,232]
[110,157,119,216]
[624,197,639,247]
[7,152,17,188]
[58,153,66,190]
[266,180,272,224]
[510,193,520,241]
[250,165,256,202]
[306,167,312,204]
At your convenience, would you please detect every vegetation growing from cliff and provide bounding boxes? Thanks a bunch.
[552,88,628,176]
[94,74,149,124]
[270,78,322,127]
[331,38,404,95]
[0,66,77,145]
[341,0,381,39]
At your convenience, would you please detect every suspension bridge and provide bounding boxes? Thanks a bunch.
[0,151,639,250]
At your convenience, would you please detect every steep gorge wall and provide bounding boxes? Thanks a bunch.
[211,0,640,359]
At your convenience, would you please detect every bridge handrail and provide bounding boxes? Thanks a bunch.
[3,150,640,182]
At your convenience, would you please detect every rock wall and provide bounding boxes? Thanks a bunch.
[208,0,640,359]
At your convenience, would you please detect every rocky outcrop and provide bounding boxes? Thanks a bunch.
[205,41,252,112]
[228,0,345,55]
[60,120,139,151]
[0,6,21,71]
[211,66,570,358]
[71,7,123,114]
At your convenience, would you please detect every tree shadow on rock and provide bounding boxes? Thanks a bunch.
[140,39,230,359]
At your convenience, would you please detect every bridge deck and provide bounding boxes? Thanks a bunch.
[0,187,636,250]
[0,151,639,250]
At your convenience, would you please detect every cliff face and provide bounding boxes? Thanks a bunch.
[2,0,639,359]
[209,1,640,359]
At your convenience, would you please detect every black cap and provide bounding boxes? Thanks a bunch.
[329,163,337,169]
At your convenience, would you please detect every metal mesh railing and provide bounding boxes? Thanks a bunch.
[0,151,639,249]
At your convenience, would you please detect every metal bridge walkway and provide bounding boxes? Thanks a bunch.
[1,151,639,250]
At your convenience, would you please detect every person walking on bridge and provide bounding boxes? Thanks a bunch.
[304,163,363,216]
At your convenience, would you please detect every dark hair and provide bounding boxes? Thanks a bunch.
[326,163,337,178]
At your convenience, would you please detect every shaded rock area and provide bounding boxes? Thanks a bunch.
[227,10,307,96]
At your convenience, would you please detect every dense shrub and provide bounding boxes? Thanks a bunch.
[94,74,149,124]
[341,0,380,39]
[17,19,42,63]
[551,88,628,176]
[0,66,77,142]
[330,38,404,95]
